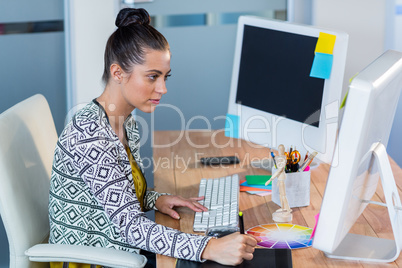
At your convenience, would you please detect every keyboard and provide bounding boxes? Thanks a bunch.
[193,174,239,232]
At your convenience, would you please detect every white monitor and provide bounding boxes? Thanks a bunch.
[313,50,402,262]
[226,16,348,164]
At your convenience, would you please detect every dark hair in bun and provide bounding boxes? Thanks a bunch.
[102,8,169,84]
[116,8,150,27]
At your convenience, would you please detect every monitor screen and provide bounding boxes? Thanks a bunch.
[226,16,349,164]
[236,25,324,127]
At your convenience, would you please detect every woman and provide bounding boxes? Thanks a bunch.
[48,8,258,267]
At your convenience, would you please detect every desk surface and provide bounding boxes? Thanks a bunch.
[152,130,402,268]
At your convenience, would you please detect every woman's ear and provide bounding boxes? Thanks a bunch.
[110,64,123,84]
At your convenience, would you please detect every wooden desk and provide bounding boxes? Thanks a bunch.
[153,130,402,267]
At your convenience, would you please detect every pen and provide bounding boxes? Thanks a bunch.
[239,211,245,234]
[299,151,318,171]
[299,151,309,168]
[270,150,277,169]
[304,151,309,161]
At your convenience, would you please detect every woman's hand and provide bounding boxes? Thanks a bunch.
[155,195,208,220]
[201,232,260,266]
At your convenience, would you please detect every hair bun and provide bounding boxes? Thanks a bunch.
[116,8,150,27]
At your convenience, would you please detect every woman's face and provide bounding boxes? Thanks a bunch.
[120,48,171,113]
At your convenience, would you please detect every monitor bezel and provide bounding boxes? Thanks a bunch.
[227,16,348,163]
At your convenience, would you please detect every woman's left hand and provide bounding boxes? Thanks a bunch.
[155,195,208,220]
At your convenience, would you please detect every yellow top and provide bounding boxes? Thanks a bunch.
[125,146,147,211]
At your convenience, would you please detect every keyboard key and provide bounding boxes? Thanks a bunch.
[193,174,239,232]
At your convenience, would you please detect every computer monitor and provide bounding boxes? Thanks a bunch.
[226,16,348,164]
[313,50,402,262]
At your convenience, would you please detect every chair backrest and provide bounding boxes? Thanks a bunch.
[0,94,58,268]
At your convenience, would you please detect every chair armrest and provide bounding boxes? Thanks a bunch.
[25,244,147,268]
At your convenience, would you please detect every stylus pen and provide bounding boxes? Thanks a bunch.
[239,211,245,234]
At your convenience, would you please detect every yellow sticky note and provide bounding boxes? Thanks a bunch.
[315,32,336,55]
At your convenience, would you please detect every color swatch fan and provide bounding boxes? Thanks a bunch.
[247,223,313,249]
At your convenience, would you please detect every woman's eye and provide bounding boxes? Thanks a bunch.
[165,74,172,81]
[148,75,158,81]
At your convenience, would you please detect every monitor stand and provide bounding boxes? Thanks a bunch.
[325,142,402,262]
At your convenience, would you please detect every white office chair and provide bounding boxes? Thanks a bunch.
[0,94,147,268]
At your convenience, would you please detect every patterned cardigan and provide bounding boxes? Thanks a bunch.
[48,100,210,261]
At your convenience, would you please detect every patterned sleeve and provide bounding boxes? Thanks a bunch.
[143,190,169,211]
[81,157,211,262]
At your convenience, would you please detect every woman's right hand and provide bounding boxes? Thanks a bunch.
[201,232,260,266]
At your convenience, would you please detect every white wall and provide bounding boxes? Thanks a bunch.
[313,0,386,100]
[65,0,119,113]
[287,0,312,24]
[312,0,402,166]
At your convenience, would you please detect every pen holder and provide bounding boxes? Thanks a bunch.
[271,168,310,208]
